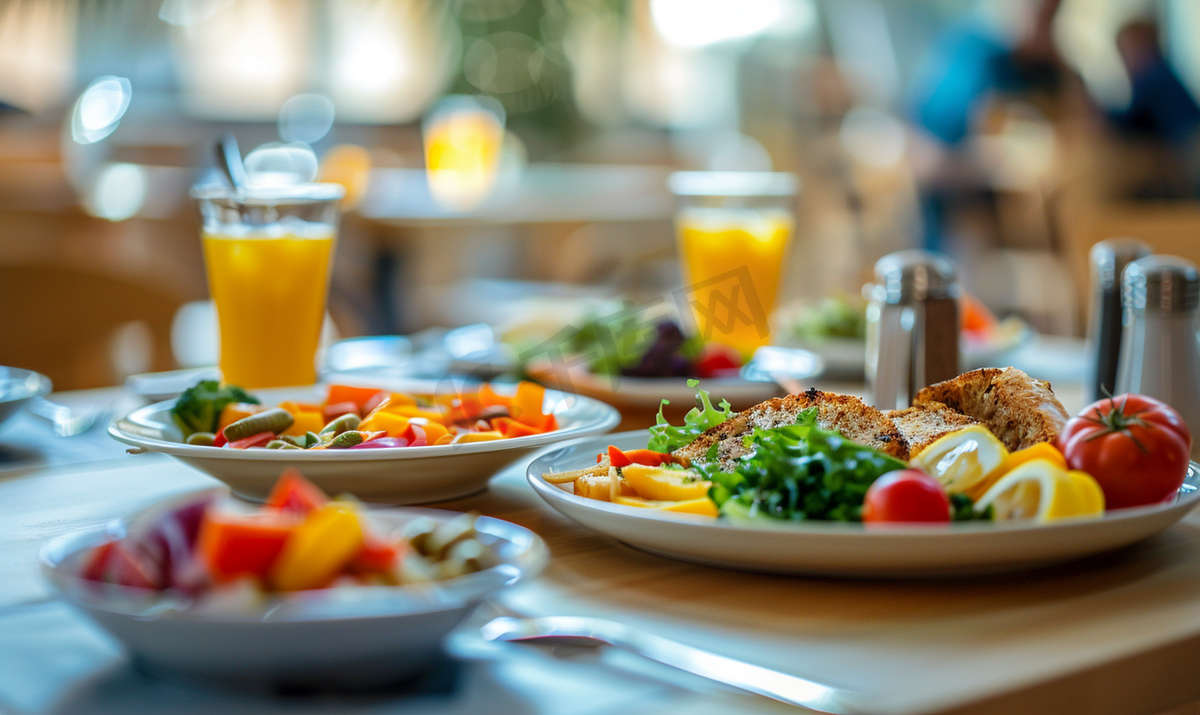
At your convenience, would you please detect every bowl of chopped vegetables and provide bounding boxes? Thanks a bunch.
[109,379,619,503]
[41,471,547,688]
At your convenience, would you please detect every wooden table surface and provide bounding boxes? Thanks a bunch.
[5,368,1200,715]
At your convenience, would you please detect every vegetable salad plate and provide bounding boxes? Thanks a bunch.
[41,486,547,688]
[528,431,1200,578]
[528,346,824,411]
[111,381,619,504]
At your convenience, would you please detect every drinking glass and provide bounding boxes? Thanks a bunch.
[669,172,798,357]
[192,184,344,388]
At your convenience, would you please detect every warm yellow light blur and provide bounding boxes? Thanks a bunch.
[422,96,506,210]
[0,0,75,113]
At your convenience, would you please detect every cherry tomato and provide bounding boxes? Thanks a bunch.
[863,470,951,523]
[1058,394,1192,509]
[694,345,743,378]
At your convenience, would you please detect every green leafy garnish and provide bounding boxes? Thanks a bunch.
[950,493,993,522]
[647,379,733,453]
[703,408,906,522]
[170,380,258,438]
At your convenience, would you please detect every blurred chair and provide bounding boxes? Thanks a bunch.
[0,265,179,390]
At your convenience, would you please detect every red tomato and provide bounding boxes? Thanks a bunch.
[265,469,329,515]
[1058,394,1192,509]
[694,345,743,378]
[863,470,951,524]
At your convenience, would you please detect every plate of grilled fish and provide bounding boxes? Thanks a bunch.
[530,368,1200,577]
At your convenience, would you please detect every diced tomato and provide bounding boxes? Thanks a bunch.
[108,543,164,589]
[227,431,274,449]
[265,469,330,515]
[478,383,512,408]
[505,421,542,439]
[694,346,742,378]
[326,385,387,412]
[81,541,117,582]
[401,423,428,447]
[607,446,685,468]
[196,510,300,582]
[447,393,485,424]
[350,536,403,573]
[213,430,228,448]
[362,391,390,415]
[322,401,361,422]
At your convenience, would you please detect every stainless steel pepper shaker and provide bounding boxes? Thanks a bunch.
[1086,238,1152,403]
[865,250,961,410]
[1115,255,1200,458]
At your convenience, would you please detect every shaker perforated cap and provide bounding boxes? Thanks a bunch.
[1122,256,1200,312]
[1090,238,1152,290]
[869,249,958,304]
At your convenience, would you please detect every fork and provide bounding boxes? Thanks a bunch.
[29,398,113,437]
[480,615,870,714]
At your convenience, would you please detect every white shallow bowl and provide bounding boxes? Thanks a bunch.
[0,366,51,428]
[109,382,619,504]
[41,489,547,688]
[528,431,1200,578]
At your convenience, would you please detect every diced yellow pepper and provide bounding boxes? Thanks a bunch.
[433,433,454,445]
[359,411,410,438]
[382,404,446,423]
[622,464,712,501]
[453,431,504,443]
[269,503,363,591]
[282,410,324,437]
[411,418,449,444]
[1000,442,1067,474]
[217,403,265,433]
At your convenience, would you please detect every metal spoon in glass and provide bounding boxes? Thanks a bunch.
[480,616,870,714]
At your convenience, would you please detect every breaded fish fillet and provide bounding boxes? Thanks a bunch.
[886,403,979,459]
[674,388,909,469]
[914,367,1068,452]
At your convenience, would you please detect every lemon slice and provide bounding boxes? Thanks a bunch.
[910,426,1009,498]
[613,495,719,517]
[974,459,1105,522]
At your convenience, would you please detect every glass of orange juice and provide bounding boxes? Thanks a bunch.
[422,95,506,210]
[191,184,345,388]
[669,172,798,358]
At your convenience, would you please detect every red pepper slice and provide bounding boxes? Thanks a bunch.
[350,536,402,573]
[265,469,329,515]
[213,430,228,448]
[607,446,686,468]
[228,431,274,449]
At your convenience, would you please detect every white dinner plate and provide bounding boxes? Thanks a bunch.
[527,431,1200,578]
[526,346,824,411]
[0,366,51,429]
[41,489,547,688]
[109,381,619,504]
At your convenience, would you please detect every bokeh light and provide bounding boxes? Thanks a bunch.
[87,163,147,221]
[649,0,786,49]
[243,142,320,187]
[71,76,132,144]
[278,93,336,144]
[423,95,506,210]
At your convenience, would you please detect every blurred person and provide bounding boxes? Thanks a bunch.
[1109,20,1200,148]
[908,0,1068,251]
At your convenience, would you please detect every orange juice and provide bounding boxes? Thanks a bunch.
[676,208,793,356]
[203,228,335,388]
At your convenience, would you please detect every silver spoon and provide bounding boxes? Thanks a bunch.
[214,132,248,190]
[480,616,870,713]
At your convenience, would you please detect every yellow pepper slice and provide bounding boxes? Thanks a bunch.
[453,431,505,444]
[359,411,409,438]
[613,495,719,517]
[1000,442,1067,473]
[621,464,711,501]
[269,503,364,591]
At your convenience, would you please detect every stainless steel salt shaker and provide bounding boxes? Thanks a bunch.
[865,250,961,410]
[1115,256,1200,458]
[1086,238,1152,403]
